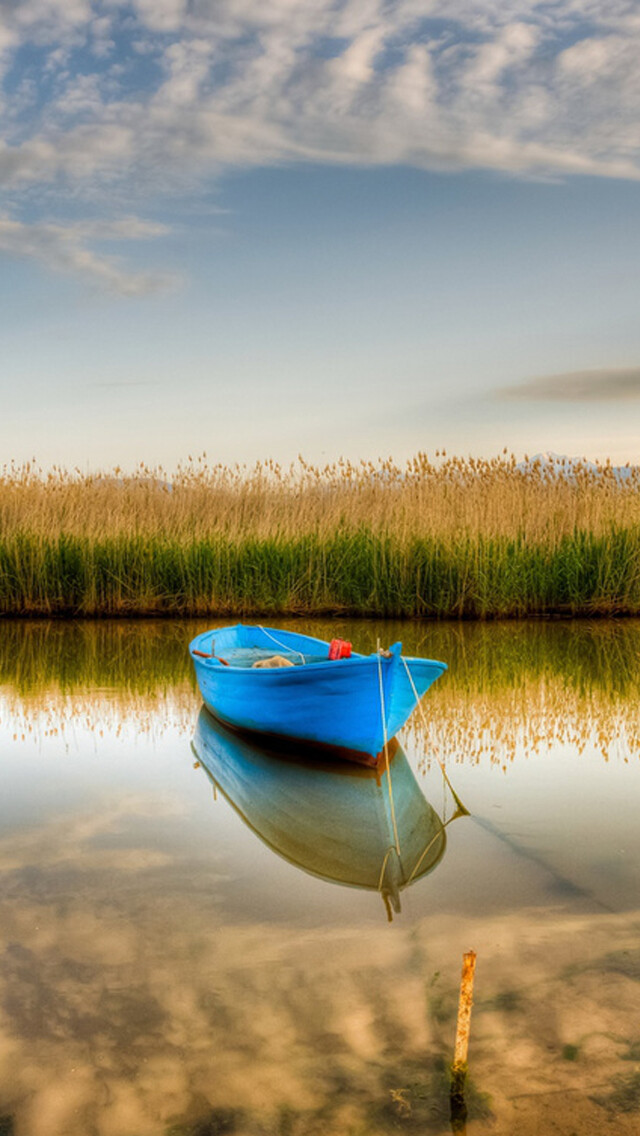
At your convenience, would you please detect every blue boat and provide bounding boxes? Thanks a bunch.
[189,624,447,764]
[192,707,451,918]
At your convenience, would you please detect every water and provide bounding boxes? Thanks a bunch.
[1,617,640,1135]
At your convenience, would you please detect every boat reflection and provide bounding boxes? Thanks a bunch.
[192,706,466,920]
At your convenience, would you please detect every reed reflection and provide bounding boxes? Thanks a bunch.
[2,617,640,764]
[191,708,466,921]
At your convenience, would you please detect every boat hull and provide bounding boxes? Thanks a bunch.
[189,624,446,761]
[192,707,447,894]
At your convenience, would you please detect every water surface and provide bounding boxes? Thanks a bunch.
[1,618,640,1135]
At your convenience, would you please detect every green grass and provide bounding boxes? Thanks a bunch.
[2,527,640,618]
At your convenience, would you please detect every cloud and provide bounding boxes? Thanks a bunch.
[1,2,640,187]
[0,214,177,294]
[496,367,640,402]
[3,2,640,286]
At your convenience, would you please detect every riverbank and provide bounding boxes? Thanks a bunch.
[2,455,639,617]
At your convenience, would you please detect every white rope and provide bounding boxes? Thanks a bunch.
[401,655,468,817]
[257,624,306,664]
[377,648,401,856]
[377,846,394,891]
[406,828,445,886]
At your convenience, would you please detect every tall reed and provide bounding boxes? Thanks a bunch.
[1,454,640,616]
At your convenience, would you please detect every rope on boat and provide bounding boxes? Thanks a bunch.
[406,828,447,886]
[400,655,469,818]
[257,625,306,664]
[375,650,469,910]
[377,648,401,856]
[377,846,394,891]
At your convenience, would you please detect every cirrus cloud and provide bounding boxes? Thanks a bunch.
[496,367,640,402]
[2,1,640,289]
[0,214,177,295]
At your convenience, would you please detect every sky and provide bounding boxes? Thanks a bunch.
[1,0,640,470]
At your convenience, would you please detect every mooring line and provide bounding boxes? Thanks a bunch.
[400,655,468,817]
[377,647,401,856]
[377,846,394,891]
[257,624,306,664]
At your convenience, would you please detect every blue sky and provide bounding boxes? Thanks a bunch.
[1,0,640,469]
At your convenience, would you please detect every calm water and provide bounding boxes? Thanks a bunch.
[1,618,640,1135]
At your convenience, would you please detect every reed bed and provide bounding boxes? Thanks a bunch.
[1,453,640,616]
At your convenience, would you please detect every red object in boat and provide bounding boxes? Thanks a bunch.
[192,649,229,665]
[328,638,352,660]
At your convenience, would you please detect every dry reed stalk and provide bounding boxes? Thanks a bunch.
[1,453,640,543]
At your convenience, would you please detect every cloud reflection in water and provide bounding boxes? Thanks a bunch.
[1,619,640,1133]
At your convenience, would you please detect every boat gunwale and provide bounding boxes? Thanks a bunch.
[189,627,447,675]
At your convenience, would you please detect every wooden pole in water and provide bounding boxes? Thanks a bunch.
[453,950,476,1070]
[450,950,477,1131]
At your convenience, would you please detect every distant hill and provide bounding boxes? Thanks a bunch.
[517,452,638,483]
